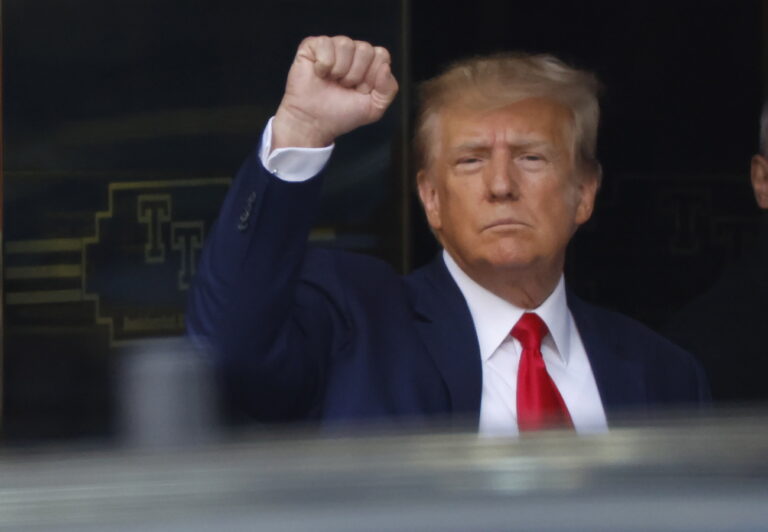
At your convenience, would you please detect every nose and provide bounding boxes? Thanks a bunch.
[486,150,519,201]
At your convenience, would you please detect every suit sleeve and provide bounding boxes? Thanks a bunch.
[186,146,334,420]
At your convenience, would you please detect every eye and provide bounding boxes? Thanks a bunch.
[455,157,484,171]
[517,154,547,170]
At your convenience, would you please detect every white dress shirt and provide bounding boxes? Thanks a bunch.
[258,118,332,181]
[260,119,608,435]
[443,251,607,436]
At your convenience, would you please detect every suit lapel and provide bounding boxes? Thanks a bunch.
[406,256,483,424]
[567,291,648,419]
[406,262,648,424]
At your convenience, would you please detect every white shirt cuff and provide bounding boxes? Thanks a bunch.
[258,117,334,182]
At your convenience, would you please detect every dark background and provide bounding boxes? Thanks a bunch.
[410,0,764,320]
[3,0,766,441]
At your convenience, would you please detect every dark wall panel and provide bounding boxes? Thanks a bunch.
[3,0,404,440]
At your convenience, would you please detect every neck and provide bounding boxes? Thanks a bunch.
[448,253,564,309]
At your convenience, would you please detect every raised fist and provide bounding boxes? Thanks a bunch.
[272,35,399,150]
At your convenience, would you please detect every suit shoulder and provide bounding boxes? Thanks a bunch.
[299,248,405,302]
[571,294,699,366]
[303,248,400,279]
[570,294,710,403]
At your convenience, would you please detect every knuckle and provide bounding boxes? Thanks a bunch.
[374,46,391,63]
[298,36,316,51]
[355,41,373,55]
[334,35,354,49]
[307,35,326,46]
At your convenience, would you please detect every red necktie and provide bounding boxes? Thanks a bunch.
[513,313,572,431]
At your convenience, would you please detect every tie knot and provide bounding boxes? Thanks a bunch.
[511,312,548,350]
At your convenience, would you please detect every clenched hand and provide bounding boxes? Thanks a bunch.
[272,35,399,150]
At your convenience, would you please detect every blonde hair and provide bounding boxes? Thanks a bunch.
[415,52,602,179]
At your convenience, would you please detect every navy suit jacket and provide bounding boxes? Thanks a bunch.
[187,147,710,427]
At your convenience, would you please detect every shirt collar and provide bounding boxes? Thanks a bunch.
[442,250,571,364]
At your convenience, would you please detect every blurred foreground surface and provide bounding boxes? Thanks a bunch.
[1,413,768,531]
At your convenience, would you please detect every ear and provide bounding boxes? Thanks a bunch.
[417,169,443,231]
[574,174,599,225]
[751,154,768,210]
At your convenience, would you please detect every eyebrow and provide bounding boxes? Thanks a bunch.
[451,139,552,152]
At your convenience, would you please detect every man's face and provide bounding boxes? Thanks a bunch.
[750,154,768,210]
[417,97,597,286]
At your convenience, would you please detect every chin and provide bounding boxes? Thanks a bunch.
[481,251,539,272]
[484,240,538,267]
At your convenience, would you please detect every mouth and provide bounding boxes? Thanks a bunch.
[483,218,529,231]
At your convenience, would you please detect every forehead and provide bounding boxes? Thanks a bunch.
[437,97,574,151]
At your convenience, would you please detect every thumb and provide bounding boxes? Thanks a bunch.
[370,63,399,110]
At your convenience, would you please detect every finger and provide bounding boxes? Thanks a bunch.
[360,46,392,94]
[328,35,356,80]
[298,35,335,78]
[339,40,375,88]
[370,62,399,108]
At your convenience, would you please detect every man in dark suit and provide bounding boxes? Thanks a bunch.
[667,102,768,404]
[187,36,708,434]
